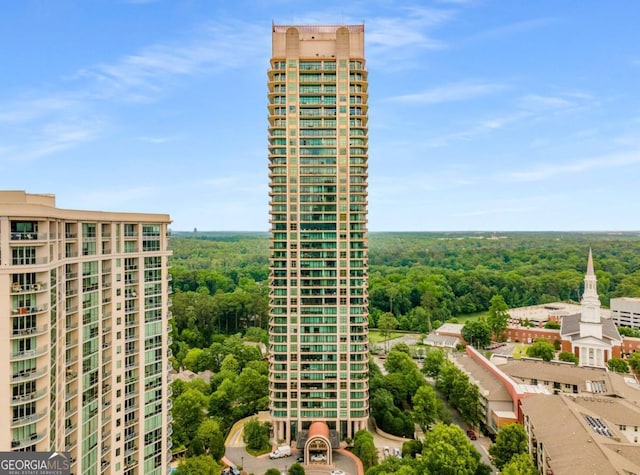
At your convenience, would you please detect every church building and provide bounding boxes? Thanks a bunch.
[560,249,623,367]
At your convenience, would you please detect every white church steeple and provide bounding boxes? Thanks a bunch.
[581,248,601,323]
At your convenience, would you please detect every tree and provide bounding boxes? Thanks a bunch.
[607,357,629,373]
[288,462,305,475]
[242,418,270,451]
[420,424,480,475]
[501,453,538,475]
[378,312,399,352]
[526,339,555,361]
[629,352,640,373]
[488,423,528,470]
[487,295,509,340]
[384,349,417,374]
[352,429,378,471]
[173,389,208,445]
[412,385,438,429]
[558,351,578,364]
[194,419,225,461]
[544,321,561,329]
[461,320,491,348]
[174,455,219,475]
[422,348,445,377]
[265,469,282,475]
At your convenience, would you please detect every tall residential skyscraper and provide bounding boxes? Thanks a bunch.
[0,191,172,475]
[268,25,369,444]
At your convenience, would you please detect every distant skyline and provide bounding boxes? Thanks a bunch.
[1,1,639,231]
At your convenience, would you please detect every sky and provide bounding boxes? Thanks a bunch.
[1,1,639,232]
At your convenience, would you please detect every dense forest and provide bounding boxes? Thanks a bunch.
[169,232,640,357]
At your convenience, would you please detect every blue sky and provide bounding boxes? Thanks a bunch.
[1,1,639,231]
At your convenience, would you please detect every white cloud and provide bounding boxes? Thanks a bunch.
[502,149,640,182]
[387,81,506,104]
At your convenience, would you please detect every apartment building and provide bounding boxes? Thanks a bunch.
[0,191,172,475]
[267,24,369,445]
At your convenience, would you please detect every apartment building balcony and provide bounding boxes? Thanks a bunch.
[11,431,45,448]
[11,282,47,294]
[12,367,47,383]
[12,410,47,428]
[11,305,48,316]
[100,460,110,473]
[11,346,47,361]
[11,324,48,339]
[11,389,47,405]
[65,423,78,436]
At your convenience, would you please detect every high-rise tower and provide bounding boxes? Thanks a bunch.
[0,191,172,475]
[268,24,369,445]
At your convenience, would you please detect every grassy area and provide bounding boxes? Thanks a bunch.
[369,330,404,343]
[512,344,528,359]
[449,311,489,324]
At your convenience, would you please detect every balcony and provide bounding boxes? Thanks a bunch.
[12,410,47,427]
[12,324,48,338]
[11,232,47,241]
[11,282,46,293]
[12,368,47,383]
[11,389,47,405]
[11,431,45,448]
[11,346,48,360]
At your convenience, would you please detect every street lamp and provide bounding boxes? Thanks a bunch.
[241,456,244,470]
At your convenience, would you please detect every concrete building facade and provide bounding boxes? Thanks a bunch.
[611,297,640,330]
[267,24,369,444]
[0,191,172,475]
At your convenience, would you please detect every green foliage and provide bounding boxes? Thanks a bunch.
[489,423,529,470]
[412,385,438,429]
[420,424,480,475]
[558,351,578,364]
[402,439,423,458]
[353,430,378,472]
[461,320,491,348]
[501,453,538,475]
[422,348,445,377]
[544,320,561,329]
[242,418,271,451]
[435,361,481,425]
[618,327,640,338]
[629,352,640,373]
[487,295,509,340]
[265,469,282,475]
[288,462,305,475]
[173,389,208,446]
[526,339,556,361]
[174,454,219,475]
[607,357,630,373]
[193,419,225,461]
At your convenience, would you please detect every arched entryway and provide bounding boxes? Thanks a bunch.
[304,421,332,465]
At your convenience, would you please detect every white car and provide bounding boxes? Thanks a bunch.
[331,470,346,475]
[310,453,327,462]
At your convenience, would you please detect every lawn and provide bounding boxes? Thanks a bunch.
[512,344,528,359]
[369,330,404,344]
[449,311,489,324]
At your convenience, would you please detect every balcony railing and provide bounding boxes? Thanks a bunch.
[11,346,48,360]
[12,410,47,427]
[11,232,46,241]
[11,431,45,448]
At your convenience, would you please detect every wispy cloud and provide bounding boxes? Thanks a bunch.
[387,81,507,104]
[0,19,268,161]
[502,149,640,182]
[465,17,557,42]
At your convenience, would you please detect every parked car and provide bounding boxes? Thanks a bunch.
[331,470,346,475]
[310,453,327,462]
[466,429,477,440]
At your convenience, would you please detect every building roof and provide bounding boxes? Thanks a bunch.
[560,313,622,341]
[521,394,640,475]
[453,354,512,402]
[308,421,330,440]
[434,323,464,336]
[424,334,459,348]
[499,359,610,392]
